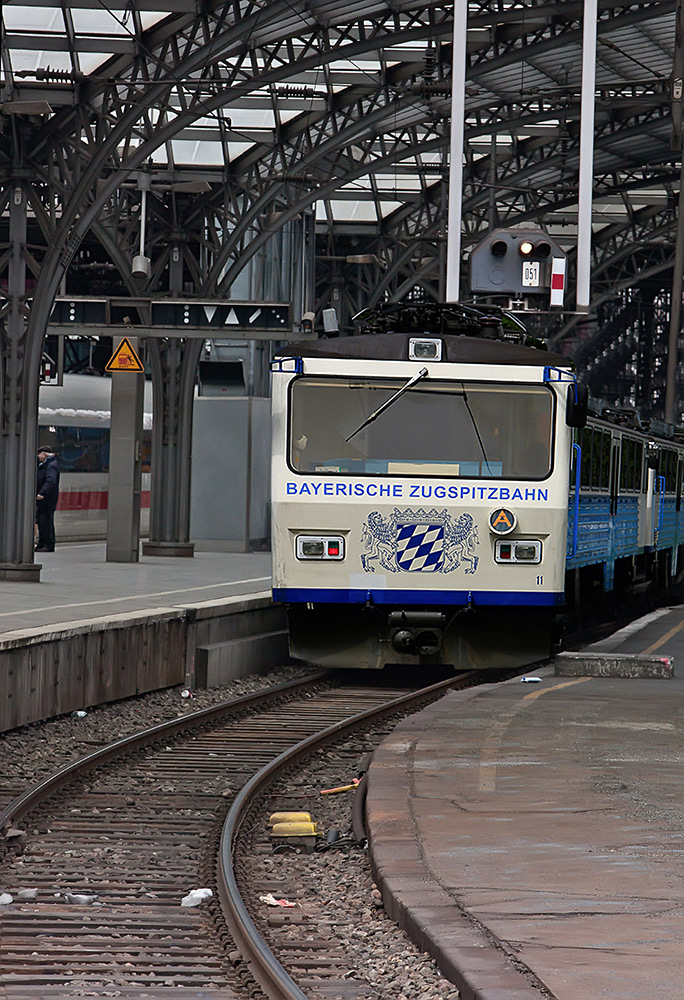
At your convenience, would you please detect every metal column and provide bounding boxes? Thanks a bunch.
[445,0,467,302]
[106,338,144,562]
[142,337,201,557]
[665,0,684,425]
[576,0,598,312]
[0,180,41,581]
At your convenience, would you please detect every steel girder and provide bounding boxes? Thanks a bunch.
[2,4,677,330]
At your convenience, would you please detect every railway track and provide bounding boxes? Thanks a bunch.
[0,669,487,999]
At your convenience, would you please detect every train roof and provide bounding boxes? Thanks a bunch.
[279,333,571,367]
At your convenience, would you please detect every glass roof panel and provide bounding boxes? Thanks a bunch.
[69,9,131,32]
[226,109,275,129]
[3,6,64,30]
[3,6,64,32]
[6,49,73,73]
[315,200,403,222]
[139,12,171,30]
[79,52,121,74]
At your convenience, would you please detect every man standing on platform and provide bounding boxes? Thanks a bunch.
[36,445,60,552]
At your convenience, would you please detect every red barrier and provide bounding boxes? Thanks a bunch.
[57,490,151,511]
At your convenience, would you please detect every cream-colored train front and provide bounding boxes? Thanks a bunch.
[271,331,578,670]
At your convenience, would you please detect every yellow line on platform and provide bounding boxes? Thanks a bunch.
[478,677,592,793]
[642,617,684,654]
[522,677,593,702]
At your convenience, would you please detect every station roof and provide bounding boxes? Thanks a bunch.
[0,1,680,354]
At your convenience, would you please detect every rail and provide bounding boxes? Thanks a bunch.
[1,667,488,998]
[0,671,328,833]
[217,670,479,1000]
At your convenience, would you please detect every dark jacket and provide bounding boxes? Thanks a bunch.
[37,455,60,511]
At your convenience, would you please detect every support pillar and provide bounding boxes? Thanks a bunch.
[106,337,144,562]
[0,179,41,581]
[576,0,598,312]
[143,337,202,557]
[445,0,467,302]
[666,156,684,424]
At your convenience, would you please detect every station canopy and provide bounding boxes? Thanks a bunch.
[0,1,681,407]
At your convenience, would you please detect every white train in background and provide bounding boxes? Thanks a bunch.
[38,374,153,540]
[270,307,589,671]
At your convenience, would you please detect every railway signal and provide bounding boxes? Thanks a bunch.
[469,227,567,307]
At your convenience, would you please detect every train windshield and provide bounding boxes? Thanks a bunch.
[289,377,553,479]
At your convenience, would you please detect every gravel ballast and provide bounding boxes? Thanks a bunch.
[0,668,460,998]
[242,736,460,999]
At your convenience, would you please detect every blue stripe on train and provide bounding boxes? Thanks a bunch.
[273,588,564,607]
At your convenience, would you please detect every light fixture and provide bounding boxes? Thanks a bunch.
[322,308,339,333]
[296,535,345,560]
[132,173,151,278]
[409,337,442,361]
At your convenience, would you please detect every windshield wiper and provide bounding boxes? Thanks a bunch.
[345,367,429,443]
[459,382,493,475]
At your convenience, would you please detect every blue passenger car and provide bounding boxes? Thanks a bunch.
[567,413,684,598]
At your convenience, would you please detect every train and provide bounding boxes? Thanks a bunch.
[270,303,684,670]
[38,374,153,540]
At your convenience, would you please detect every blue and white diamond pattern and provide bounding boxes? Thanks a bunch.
[396,523,444,572]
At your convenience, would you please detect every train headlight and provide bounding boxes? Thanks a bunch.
[495,539,542,564]
[296,535,345,560]
[408,337,442,361]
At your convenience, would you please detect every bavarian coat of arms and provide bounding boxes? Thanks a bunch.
[360,507,479,575]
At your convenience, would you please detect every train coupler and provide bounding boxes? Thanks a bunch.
[388,610,446,656]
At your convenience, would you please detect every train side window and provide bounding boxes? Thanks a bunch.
[659,448,678,494]
[633,441,643,491]
[677,456,683,512]
[628,439,637,491]
[580,426,592,488]
[619,438,631,492]
[620,438,643,492]
[599,431,612,490]
[591,430,602,488]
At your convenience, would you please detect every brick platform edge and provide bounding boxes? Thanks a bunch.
[365,684,550,1000]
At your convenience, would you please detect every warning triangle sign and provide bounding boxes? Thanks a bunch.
[105,337,144,373]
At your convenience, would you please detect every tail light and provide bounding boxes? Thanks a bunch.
[495,539,542,564]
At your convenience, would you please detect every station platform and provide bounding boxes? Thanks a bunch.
[366,605,684,1000]
[0,542,272,639]
[0,542,279,733]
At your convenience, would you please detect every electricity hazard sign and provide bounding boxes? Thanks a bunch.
[105,337,144,373]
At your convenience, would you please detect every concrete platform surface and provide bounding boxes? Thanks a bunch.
[586,603,684,659]
[367,667,684,1000]
[0,542,271,638]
